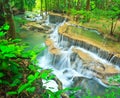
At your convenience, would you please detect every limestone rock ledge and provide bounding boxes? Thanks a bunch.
[73,48,120,86]
[45,38,61,55]
[58,23,120,66]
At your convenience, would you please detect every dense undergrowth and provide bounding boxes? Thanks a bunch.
[0,24,55,98]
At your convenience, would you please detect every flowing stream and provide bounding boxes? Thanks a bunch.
[21,13,120,97]
[37,15,120,97]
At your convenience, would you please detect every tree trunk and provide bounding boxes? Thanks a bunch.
[20,0,25,13]
[76,0,81,10]
[0,0,5,26]
[3,0,16,39]
[45,0,47,15]
[67,0,72,15]
[58,0,60,10]
[86,0,90,11]
[40,0,43,18]
[110,18,117,36]
[68,0,71,9]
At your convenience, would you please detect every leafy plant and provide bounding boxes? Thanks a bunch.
[0,24,55,97]
[0,24,78,98]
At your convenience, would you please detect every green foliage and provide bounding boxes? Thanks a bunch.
[11,0,36,11]
[24,0,36,11]
[0,24,53,97]
[90,1,96,10]
[108,74,120,84]
[45,87,80,98]
[0,24,78,97]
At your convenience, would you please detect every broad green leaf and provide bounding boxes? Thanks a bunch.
[27,74,34,81]
[18,83,31,94]
[47,74,55,80]
[35,71,40,78]
[0,31,6,37]
[3,24,9,30]
[40,70,53,80]
[1,44,17,54]
[0,72,5,78]
[4,53,16,58]
[26,87,36,93]
[2,61,8,69]
[12,39,22,43]
[46,89,55,98]
[28,65,36,71]
[7,91,17,95]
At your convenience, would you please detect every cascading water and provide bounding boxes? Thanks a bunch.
[38,15,120,97]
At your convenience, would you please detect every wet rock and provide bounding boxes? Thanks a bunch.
[58,30,120,66]
[45,38,61,55]
[110,56,120,66]
[45,29,53,34]
[70,52,77,62]
[71,76,107,97]
[49,15,65,23]
[36,20,46,25]
[42,24,51,30]
[22,21,52,34]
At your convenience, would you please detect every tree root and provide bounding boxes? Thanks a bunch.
[53,77,70,98]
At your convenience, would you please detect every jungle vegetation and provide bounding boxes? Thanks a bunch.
[0,0,120,98]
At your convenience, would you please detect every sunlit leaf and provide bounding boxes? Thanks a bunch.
[7,91,17,95]
[35,71,40,78]
[26,87,36,93]
[18,83,31,94]
[27,74,35,81]
[3,24,9,31]
[40,69,53,80]
[4,53,16,58]
[12,39,22,43]
[0,31,6,37]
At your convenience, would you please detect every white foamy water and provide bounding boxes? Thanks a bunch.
[38,17,119,93]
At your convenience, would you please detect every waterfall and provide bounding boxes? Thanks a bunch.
[38,15,120,97]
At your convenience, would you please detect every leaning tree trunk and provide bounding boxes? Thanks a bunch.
[3,0,16,39]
